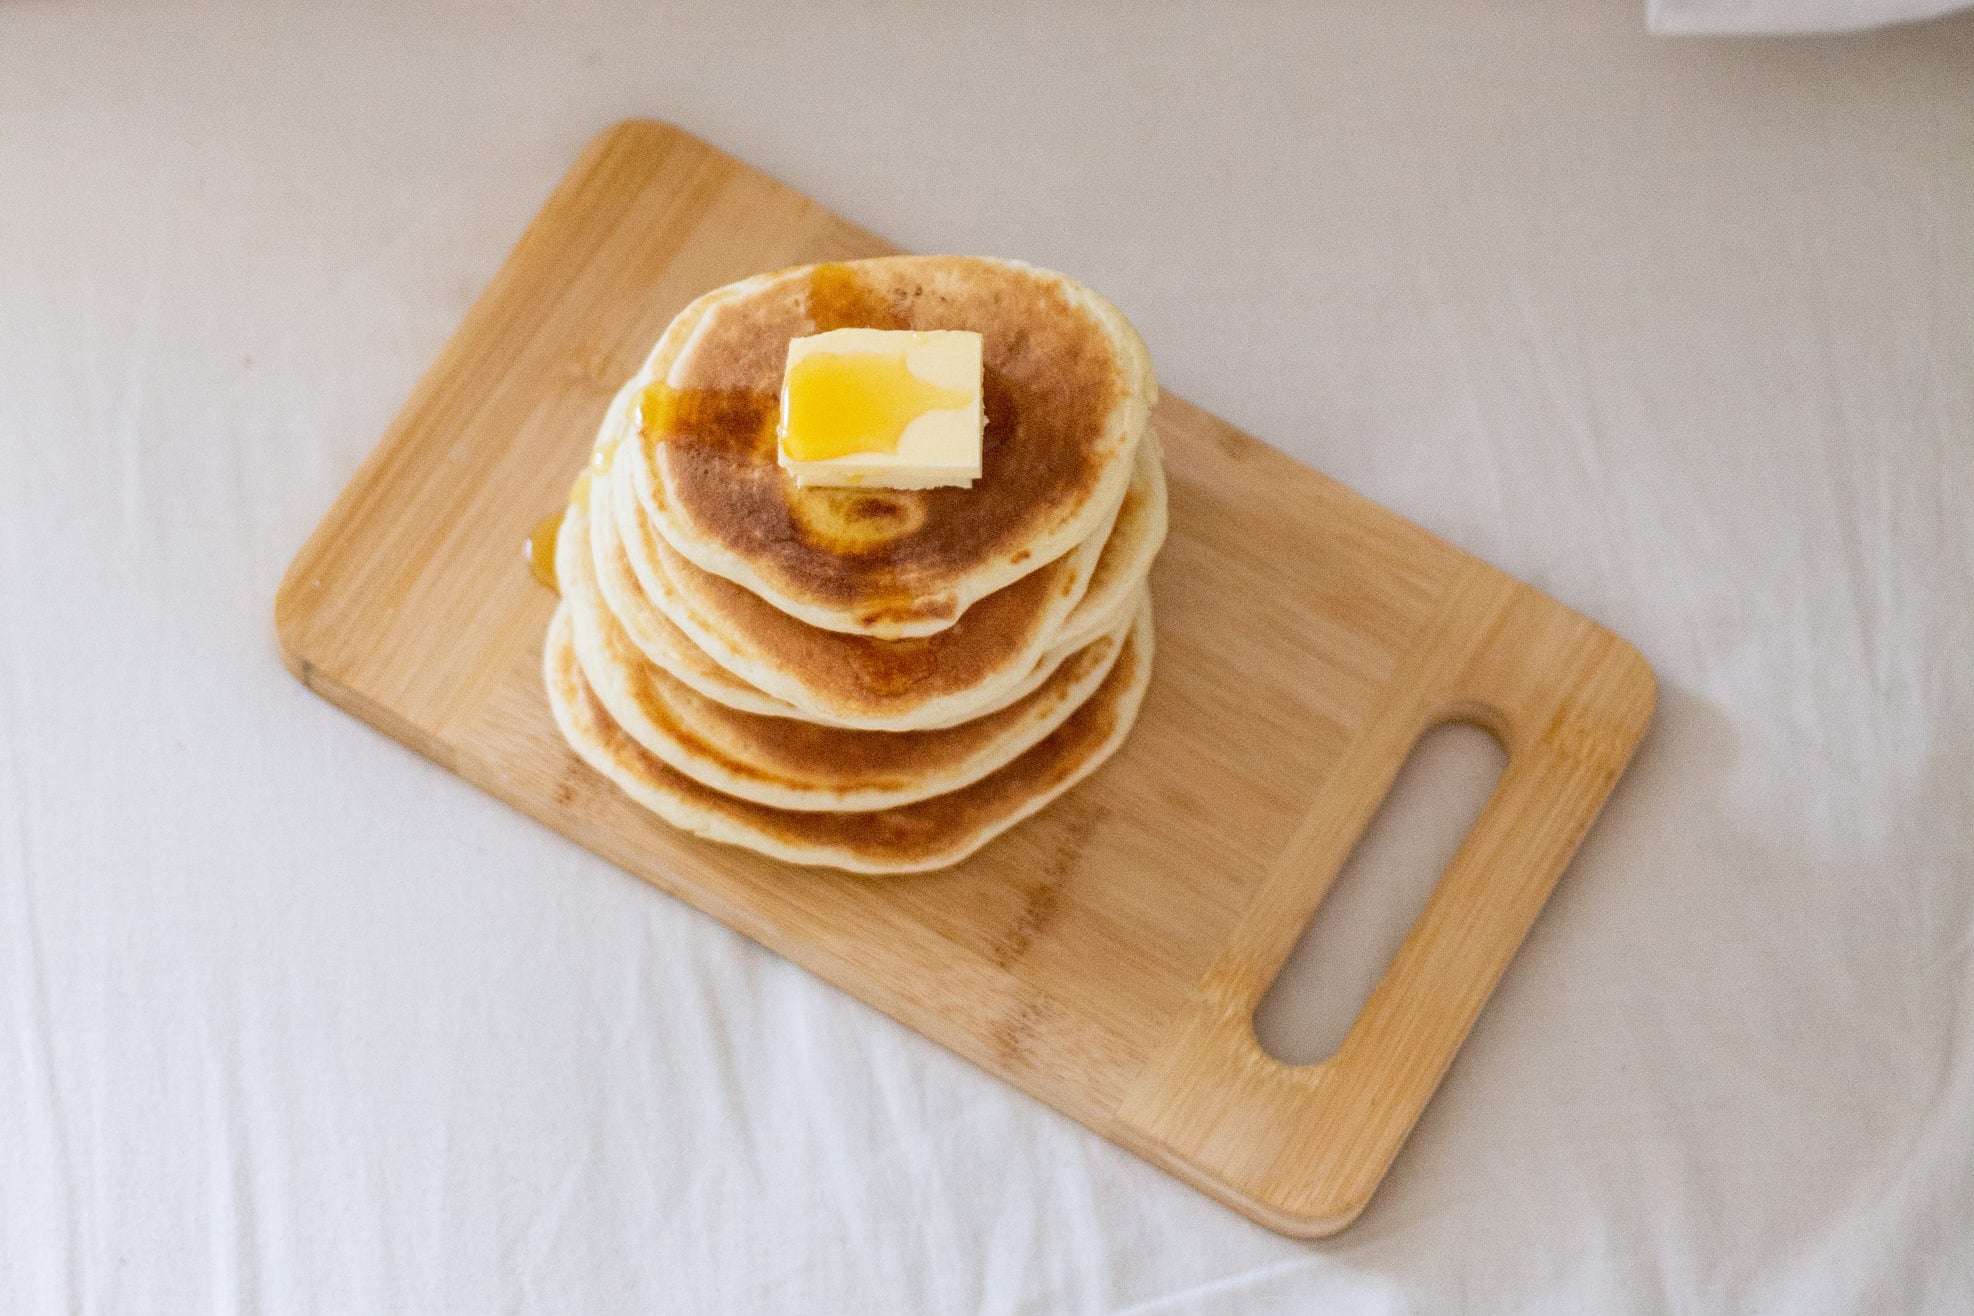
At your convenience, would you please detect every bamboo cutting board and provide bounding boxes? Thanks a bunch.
[276,120,1654,1238]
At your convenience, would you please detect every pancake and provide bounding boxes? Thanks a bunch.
[573,479,1143,732]
[1042,427,1166,652]
[624,256,1156,638]
[583,454,797,721]
[581,358,1165,715]
[567,564,1139,810]
[545,598,1155,874]
[611,434,1120,729]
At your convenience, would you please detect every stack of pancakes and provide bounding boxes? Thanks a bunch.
[544,256,1164,873]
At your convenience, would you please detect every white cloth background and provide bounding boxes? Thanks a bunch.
[3,2,1970,1312]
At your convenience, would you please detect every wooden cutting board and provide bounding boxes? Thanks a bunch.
[276,120,1654,1238]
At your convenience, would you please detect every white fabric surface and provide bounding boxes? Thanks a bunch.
[4,2,1971,1311]
[1650,0,1971,33]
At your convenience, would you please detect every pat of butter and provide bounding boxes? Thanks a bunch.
[777,328,983,490]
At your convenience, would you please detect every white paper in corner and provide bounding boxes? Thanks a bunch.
[1649,0,1971,32]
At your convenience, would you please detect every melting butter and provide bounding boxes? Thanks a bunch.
[781,349,970,462]
[777,328,983,490]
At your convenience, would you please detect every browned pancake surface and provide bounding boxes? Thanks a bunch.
[643,256,1135,626]
[623,480,1090,709]
[592,597,1124,796]
[549,608,1146,870]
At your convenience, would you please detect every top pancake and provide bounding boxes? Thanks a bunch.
[627,256,1156,637]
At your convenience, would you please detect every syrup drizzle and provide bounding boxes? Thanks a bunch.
[530,263,914,589]
[525,470,594,593]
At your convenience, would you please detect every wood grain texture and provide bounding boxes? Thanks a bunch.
[275,120,1655,1237]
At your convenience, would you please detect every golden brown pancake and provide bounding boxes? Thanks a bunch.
[582,454,800,721]
[566,567,1138,811]
[544,600,1154,874]
[572,479,1141,731]
[612,435,1118,728]
[1041,427,1167,652]
[626,256,1155,637]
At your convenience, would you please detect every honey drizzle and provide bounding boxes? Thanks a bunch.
[535,262,931,593]
[524,469,594,594]
[636,380,778,460]
[525,511,563,592]
[791,261,925,608]
[805,262,906,332]
[623,264,901,463]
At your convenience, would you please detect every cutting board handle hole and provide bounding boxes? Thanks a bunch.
[1252,722,1507,1067]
